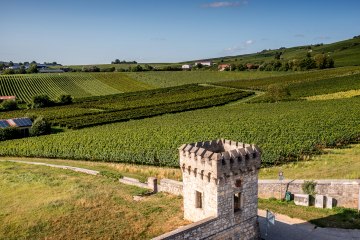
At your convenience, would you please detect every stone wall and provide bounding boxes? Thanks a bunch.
[155,178,360,210]
[258,179,360,209]
[152,216,259,240]
[159,179,183,196]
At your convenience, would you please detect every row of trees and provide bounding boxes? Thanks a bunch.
[31,94,73,108]
[0,94,73,112]
[111,59,137,64]
[1,64,38,75]
[222,54,334,72]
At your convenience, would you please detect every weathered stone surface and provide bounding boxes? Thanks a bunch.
[315,195,325,208]
[294,194,310,206]
[154,139,261,240]
[326,196,334,209]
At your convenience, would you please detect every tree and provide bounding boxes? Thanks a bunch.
[299,55,316,70]
[30,117,51,136]
[0,63,5,70]
[9,61,14,66]
[314,54,334,69]
[274,52,282,60]
[26,64,38,73]
[58,95,73,105]
[1,100,18,111]
[112,59,121,64]
[82,66,100,72]
[2,68,15,75]
[16,66,26,74]
[32,95,54,108]
[130,65,143,72]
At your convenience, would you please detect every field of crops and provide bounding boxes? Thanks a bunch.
[214,66,360,91]
[1,97,359,166]
[0,85,253,129]
[0,73,151,102]
[126,71,289,88]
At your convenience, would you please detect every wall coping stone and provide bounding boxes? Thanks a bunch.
[152,216,217,240]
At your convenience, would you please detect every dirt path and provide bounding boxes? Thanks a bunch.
[1,159,99,175]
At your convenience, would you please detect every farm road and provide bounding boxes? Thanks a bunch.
[258,210,360,240]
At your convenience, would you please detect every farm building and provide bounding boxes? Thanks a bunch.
[0,117,33,137]
[0,96,16,102]
[218,64,231,71]
[194,60,212,66]
[182,64,192,70]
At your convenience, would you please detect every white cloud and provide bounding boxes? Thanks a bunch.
[202,1,248,8]
[223,39,254,53]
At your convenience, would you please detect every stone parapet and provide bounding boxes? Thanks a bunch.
[179,139,261,182]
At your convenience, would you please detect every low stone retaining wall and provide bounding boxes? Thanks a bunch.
[258,179,360,209]
[159,179,183,196]
[119,177,360,210]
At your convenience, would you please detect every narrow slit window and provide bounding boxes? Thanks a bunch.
[234,192,242,212]
[196,191,202,208]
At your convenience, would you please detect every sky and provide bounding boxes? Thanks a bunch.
[1,0,360,65]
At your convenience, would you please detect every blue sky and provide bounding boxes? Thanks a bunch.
[1,0,359,65]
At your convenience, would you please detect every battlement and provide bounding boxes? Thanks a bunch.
[179,139,261,182]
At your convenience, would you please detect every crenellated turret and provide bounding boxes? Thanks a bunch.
[179,139,261,183]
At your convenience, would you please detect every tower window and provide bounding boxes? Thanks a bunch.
[234,192,243,212]
[196,191,203,208]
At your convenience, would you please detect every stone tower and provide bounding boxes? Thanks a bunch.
[179,139,261,239]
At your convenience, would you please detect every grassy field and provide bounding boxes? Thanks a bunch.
[0,72,151,102]
[259,144,360,179]
[0,161,188,240]
[259,198,360,229]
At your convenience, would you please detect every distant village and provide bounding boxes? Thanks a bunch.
[0,61,64,74]
[182,60,254,71]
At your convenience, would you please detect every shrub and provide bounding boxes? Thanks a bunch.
[58,95,73,105]
[302,180,317,196]
[1,100,18,111]
[32,95,55,108]
[0,127,21,141]
[30,117,51,136]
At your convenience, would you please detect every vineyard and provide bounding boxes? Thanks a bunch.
[0,85,253,129]
[0,72,151,102]
[0,97,359,166]
[126,71,289,88]
[214,66,360,91]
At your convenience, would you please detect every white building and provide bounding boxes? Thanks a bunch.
[194,61,212,67]
[182,64,192,70]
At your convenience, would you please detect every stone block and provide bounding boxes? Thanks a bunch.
[315,195,325,208]
[294,194,310,206]
[326,196,334,209]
